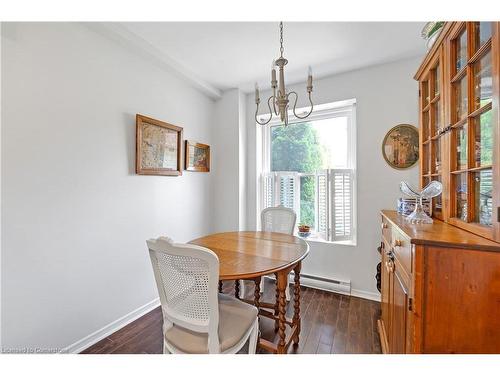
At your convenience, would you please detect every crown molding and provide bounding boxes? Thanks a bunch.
[83,22,222,100]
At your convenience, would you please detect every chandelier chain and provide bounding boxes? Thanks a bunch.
[279,21,284,57]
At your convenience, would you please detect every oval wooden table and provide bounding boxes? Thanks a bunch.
[189,231,309,354]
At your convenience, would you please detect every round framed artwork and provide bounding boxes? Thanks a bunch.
[382,124,419,169]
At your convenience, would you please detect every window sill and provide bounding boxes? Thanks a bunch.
[297,234,357,247]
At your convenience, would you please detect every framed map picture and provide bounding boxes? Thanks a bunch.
[185,141,210,172]
[382,124,419,169]
[136,114,183,176]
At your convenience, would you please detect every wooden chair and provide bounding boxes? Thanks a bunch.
[147,236,259,354]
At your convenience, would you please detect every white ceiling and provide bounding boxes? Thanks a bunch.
[120,22,427,94]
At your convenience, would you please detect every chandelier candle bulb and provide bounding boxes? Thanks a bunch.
[307,66,313,88]
[254,83,260,103]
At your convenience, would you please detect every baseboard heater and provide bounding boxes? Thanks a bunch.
[266,273,351,295]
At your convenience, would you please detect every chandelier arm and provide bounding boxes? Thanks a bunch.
[287,91,314,120]
[272,91,278,115]
[255,95,275,126]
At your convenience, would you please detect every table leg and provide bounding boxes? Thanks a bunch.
[292,262,302,346]
[276,270,288,354]
[254,277,262,306]
[274,272,279,332]
[254,277,261,319]
[235,279,240,299]
[218,280,223,293]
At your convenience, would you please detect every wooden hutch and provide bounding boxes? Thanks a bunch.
[378,22,500,353]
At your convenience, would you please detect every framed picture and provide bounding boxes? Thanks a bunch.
[185,141,210,172]
[382,124,419,169]
[136,114,183,176]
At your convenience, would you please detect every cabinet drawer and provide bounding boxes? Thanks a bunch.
[381,216,392,244]
[391,230,412,275]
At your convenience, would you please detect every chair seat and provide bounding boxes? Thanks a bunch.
[165,293,258,353]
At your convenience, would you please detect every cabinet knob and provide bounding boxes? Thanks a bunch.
[394,239,403,247]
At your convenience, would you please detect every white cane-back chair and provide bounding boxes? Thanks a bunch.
[261,205,297,235]
[147,236,259,354]
[241,206,297,300]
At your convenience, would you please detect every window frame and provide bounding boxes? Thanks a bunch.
[258,99,357,245]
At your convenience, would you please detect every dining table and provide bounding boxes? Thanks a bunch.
[189,231,309,354]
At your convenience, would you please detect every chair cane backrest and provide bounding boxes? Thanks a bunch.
[261,205,297,235]
[147,237,220,352]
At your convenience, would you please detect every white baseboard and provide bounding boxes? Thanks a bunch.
[351,289,381,302]
[299,275,351,295]
[263,275,381,302]
[61,298,160,354]
[299,280,380,302]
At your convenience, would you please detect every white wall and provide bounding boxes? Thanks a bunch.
[238,91,247,230]
[212,88,247,232]
[246,57,422,299]
[212,90,239,232]
[1,23,215,351]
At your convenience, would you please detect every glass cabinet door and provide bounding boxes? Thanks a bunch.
[420,52,444,219]
[430,59,443,218]
[420,77,431,184]
[448,22,495,232]
[470,22,493,228]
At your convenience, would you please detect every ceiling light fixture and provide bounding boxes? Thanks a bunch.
[255,22,314,127]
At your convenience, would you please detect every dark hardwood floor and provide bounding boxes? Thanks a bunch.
[82,279,382,354]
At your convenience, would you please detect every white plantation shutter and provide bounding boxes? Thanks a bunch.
[315,170,329,240]
[278,173,299,213]
[262,169,354,242]
[261,172,300,218]
[262,173,274,209]
[330,169,354,241]
[276,173,300,223]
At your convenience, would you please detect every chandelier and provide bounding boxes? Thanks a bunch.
[254,22,314,127]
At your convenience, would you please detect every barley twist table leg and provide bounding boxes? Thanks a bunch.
[292,262,302,345]
[254,277,261,319]
[235,279,240,299]
[276,270,288,354]
[254,277,261,308]
[218,280,223,293]
[274,272,280,332]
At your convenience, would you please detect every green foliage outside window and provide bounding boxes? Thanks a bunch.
[271,123,323,227]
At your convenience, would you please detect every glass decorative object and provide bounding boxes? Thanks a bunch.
[397,197,431,216]
[400,181,443,224]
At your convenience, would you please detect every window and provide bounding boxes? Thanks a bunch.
[259,100,356,243]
